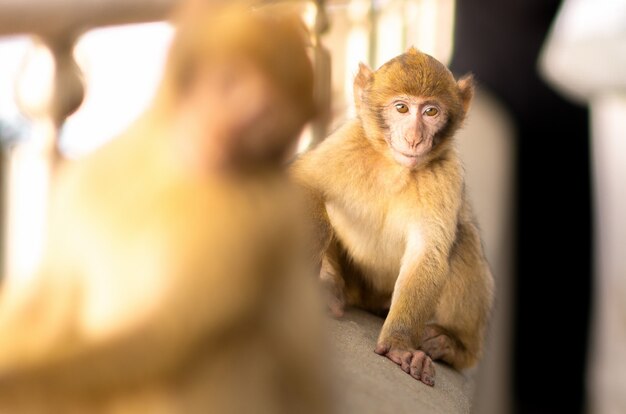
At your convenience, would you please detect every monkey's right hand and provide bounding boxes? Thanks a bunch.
[374,340,436,386]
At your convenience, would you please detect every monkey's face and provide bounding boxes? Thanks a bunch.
[224,89,310,167]
[178,60,310,170]
[354,48,474,170]
[382,96,448,168]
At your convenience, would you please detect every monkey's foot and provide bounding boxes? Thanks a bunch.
[320,277,345,317]
[327,296,345,318]
[419,326,459,366]
[320,266,345,318]
[374,343,435,386]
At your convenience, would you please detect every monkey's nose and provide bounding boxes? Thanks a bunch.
[408,137,423,149]
[403,135,421,147]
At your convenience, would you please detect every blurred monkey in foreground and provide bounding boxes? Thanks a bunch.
[292,48,494,386]
[0,2,330,413]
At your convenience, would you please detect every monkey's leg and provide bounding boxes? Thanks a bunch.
[319,239,346,318]
[420,221,493,370]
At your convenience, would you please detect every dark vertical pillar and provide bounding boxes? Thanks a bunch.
[450,1,593,413]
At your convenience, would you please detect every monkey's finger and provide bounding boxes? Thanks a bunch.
[409,351,427,380]
[421,354,436,386]
[400,352,413,373]
[410,351,435,386]
[388,351,405,366]
[379,347,412,372]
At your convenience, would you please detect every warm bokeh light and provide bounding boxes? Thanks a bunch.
[64,22,174,157]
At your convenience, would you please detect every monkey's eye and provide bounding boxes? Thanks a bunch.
[423,107,439,117]
[395,103,409,114]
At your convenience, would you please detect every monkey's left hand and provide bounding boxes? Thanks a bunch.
[374,340,435,386]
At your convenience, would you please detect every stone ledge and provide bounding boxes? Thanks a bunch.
[329,309,475,414]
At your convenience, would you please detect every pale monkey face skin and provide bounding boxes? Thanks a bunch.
[383,96,448,168]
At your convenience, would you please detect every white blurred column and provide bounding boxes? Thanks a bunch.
[588,94,626,414]
[0,0,177,290]
[539,1,626,413]
[4,35,84,290]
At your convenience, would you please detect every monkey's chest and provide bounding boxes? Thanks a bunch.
[325,199,405,293]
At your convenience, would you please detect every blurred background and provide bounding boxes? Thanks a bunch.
[0,0,624,413]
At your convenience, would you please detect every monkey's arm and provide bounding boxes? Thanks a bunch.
[378,226,456,347]
[375,162,464,383]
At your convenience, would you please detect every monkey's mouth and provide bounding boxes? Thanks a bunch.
[388,143,423,167]
[394,149,419,158]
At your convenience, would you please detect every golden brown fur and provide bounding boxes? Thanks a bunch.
[292,48,494,386]
[0,3,330,413]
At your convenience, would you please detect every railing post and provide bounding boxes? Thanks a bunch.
[0,0,178,287]
[310,0,332,146]
[3,34,84,288]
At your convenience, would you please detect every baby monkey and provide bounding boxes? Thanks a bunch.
[293,48,494,386]
[0,3,330,413]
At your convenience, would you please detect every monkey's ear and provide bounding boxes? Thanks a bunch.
[353,62,373,110]
[457,73,475,114]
